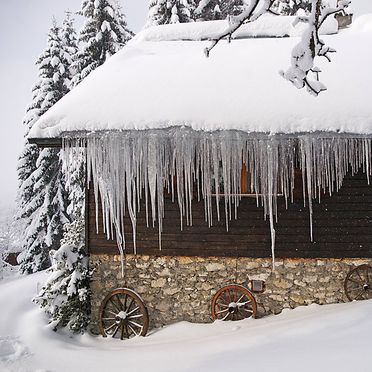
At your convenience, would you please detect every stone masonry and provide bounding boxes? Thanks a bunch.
[89,254,372,332]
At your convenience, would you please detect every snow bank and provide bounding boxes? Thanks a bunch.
[135,14,338,42]
[1,272,372,372]
[352,13,372,32]
[28,15,372,139]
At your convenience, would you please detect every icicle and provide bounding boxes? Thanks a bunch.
[62,130,372,276]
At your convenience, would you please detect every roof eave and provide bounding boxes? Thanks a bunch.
[28,137,62,148]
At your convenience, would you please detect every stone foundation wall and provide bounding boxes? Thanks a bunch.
[89,254,372,332]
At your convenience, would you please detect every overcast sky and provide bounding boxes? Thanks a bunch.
[0,0,148,209]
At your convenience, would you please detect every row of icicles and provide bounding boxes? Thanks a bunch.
[62,129,372,275]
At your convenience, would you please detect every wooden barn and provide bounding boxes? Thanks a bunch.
[28,15,372,336]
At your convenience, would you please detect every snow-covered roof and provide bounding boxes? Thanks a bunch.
[136,14,338,41]
[28,14,372,139]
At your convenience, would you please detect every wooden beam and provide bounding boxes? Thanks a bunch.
[28,137,62,148]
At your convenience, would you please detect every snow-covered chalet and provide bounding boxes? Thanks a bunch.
[28,12,372,332]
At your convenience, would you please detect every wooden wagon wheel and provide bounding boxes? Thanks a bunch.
[99,288,149,339]
[344,264,372,301]
[211,284,257,321]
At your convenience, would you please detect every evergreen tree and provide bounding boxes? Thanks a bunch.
[194,0,245,21]
[146,0,195,27]
[115,1,135,48]
[194,0,221,20]
[60,11,86,221]
[71,0,133,86]
[272,0,312,15]
[33,220,91,333]
[18,19,71,274]
[220,0,245,18]
[17,84,43,232]
[61,11,78,90]
[67,1,133,220]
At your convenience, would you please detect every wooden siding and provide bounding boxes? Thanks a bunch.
[87,172,372,258]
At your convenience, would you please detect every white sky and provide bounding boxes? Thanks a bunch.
[0,0,148,209]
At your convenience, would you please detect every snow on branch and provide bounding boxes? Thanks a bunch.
[205,0,351,96]
[195,0,212,16]
[204,0,275,57]
[280,0,351,96]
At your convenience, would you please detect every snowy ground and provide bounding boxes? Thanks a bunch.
[1,272,372,372]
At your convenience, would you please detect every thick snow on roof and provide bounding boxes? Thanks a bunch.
[135,14,338,41]
[29,14,372,139]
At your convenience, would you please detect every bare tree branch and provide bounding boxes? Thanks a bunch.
[204,0,275,57]
[280,0,351,96]
[204,0,351,96]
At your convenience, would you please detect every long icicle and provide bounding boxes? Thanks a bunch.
[62,130,372,275]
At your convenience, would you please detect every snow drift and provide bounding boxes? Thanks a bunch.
[0,272,372,372]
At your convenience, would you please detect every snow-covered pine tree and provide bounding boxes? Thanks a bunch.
[115,1,135,49]
[33,219,91,333]
[220,0,245,17]
[17,83,43,246]
[18,19,70,274]
[67,1,134,220]
[71,0,133,86]
[61,11,78,90]
[60,11,87,222]
[194,0,221,20]
[145,0,195,27]
[272,0,312,15]
[194,0,245,21]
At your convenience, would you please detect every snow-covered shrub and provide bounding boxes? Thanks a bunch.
[33,220,91,333]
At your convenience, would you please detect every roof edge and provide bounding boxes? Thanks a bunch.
[28,138,62,148]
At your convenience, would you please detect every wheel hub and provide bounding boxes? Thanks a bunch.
[363,284,369,291]
[228,302,238,313]
[116,311,128,321]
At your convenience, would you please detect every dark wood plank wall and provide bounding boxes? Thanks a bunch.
[87,172,372,258]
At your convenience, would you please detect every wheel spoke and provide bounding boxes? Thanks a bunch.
[233,289,237,302]
[221,312,230,321]
[356,290,365,300]
[127,306,139,317]
[123,294,127,309]
[116,295,124,310]
[347,285,363,292]
[126,298,135,312]
[120,324,124,340]
[109,298,121,312]
[112,323,121,338]
[128,313,143,319]
[104,309,118,316]
[215,308,229,315]
[356,269,364,282]
[102,317,117,321]
[128,320,143,330]
[238,300,251,307]
[125,324,129,339]
[128,324,139,337]
[366,267,370,284]
[104,322,118,333]
[348,278,362,285]
[237,294,245,303]
[240,308,253,314]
